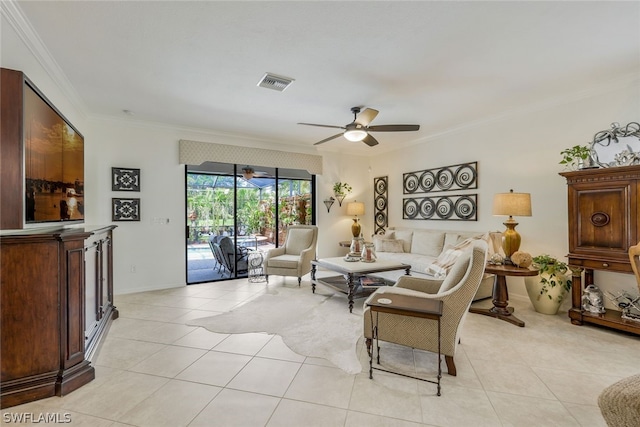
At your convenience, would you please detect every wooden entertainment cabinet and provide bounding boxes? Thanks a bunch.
[560,165,640,335]
[1,67,118,407]
[0,225,117,408]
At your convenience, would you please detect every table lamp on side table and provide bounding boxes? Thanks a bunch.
[346,201,365,238]
[493,189,532,265]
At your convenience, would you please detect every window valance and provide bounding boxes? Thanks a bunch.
[179,140,323,175]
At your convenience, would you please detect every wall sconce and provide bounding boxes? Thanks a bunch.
[493,189,532,265]
[323,197,335,213]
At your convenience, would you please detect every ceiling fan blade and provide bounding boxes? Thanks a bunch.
[362,134,379,147]
[313,133,344,145]
[355,108,379,126]
[368,124,420,132]
[298,122,345,130]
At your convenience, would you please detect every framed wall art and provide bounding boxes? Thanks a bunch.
[112,198,140,221]
[403,194,477,221]
[373,176,388,234]
[112,167,140,191]
[403,161,477,194]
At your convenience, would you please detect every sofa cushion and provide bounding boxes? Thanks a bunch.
[411,231,445,257]
[393,229,413,253]
[373,233,396,252]
[377,252,435,274]
[267,254,301,269]
[377,239,404,253]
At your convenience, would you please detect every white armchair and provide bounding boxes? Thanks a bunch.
[363,240,488,376]
[264,225,318,286]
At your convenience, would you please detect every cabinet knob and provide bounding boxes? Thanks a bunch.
[602,263,609,268]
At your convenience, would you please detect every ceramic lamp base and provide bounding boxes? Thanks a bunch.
[351,218,361,238]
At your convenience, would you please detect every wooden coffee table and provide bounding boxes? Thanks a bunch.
[311,257,411,312]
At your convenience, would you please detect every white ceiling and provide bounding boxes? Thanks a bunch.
[12,1,640,154]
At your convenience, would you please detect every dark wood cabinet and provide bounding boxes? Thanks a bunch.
[560,165,640,335]
[0,225,117,408]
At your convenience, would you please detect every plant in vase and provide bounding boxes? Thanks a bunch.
[559,145,593,170]
[332,182,352,206]
[524,254,572,315]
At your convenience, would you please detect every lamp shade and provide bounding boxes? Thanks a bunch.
[346,201,365,216]
[493,190,532,217]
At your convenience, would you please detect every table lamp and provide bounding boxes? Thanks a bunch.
[493,189,532,265]
[346,201,365,238]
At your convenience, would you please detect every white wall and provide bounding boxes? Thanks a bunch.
[369,80,640,305]
[4,10,639,304]
[88,119,363,294]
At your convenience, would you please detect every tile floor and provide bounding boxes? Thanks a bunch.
[3,277,640,426]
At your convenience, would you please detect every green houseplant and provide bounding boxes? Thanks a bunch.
[524,254,572,315]
[333,182,352,206]
[559,145,592,170]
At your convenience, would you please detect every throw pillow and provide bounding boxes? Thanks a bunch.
[377,239,404,253]
[372,232,395,252]
[426,233,489,279]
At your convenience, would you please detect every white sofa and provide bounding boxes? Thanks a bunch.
[368,226,501,301]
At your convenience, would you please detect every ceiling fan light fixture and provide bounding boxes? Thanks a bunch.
[344,129,368,142]
[242,166,254,180]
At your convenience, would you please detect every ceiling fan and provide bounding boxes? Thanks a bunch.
[240,166,270,180]
[298,106,420,147]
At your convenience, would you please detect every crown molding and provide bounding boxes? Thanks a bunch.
[1,0,89,119]
[401,72,640,151]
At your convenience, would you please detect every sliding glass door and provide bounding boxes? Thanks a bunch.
[186,163,314,284]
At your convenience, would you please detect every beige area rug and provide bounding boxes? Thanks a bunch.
[188,284,365,374]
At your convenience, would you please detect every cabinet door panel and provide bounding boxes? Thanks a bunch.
[84,241,99,342]
[570,180,636,261]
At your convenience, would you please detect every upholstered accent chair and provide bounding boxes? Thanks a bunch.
[363,240,488,376]
[264,225,318,286]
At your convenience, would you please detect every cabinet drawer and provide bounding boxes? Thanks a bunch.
[568,257,632,273]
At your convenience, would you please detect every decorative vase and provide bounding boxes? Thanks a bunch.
[349,237,364,256]
[524,272,570,315]
[361,243,376,263]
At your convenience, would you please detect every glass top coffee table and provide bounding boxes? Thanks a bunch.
[311,257,411,312]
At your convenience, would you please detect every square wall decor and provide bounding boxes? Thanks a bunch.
[112,198,140,221]
[112,167,140,191]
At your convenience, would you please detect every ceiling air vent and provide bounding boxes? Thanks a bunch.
[257,73,295,92]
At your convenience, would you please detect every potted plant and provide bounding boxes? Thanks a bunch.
[559,145,593,170]
[333,182,352,206]
[524,254,572,315]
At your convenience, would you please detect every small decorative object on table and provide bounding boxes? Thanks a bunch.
[361,242,376,263]
[510,251,533,268]
[582,284,605,314]
[488,253,504,265]
[350,236,364,255]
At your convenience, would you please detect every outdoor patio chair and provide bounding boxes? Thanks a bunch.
[218,236,249,275]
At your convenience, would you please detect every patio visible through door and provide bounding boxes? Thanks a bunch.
[186,162,315,284]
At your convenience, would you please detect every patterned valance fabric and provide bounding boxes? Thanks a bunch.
[179,139,323,175]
